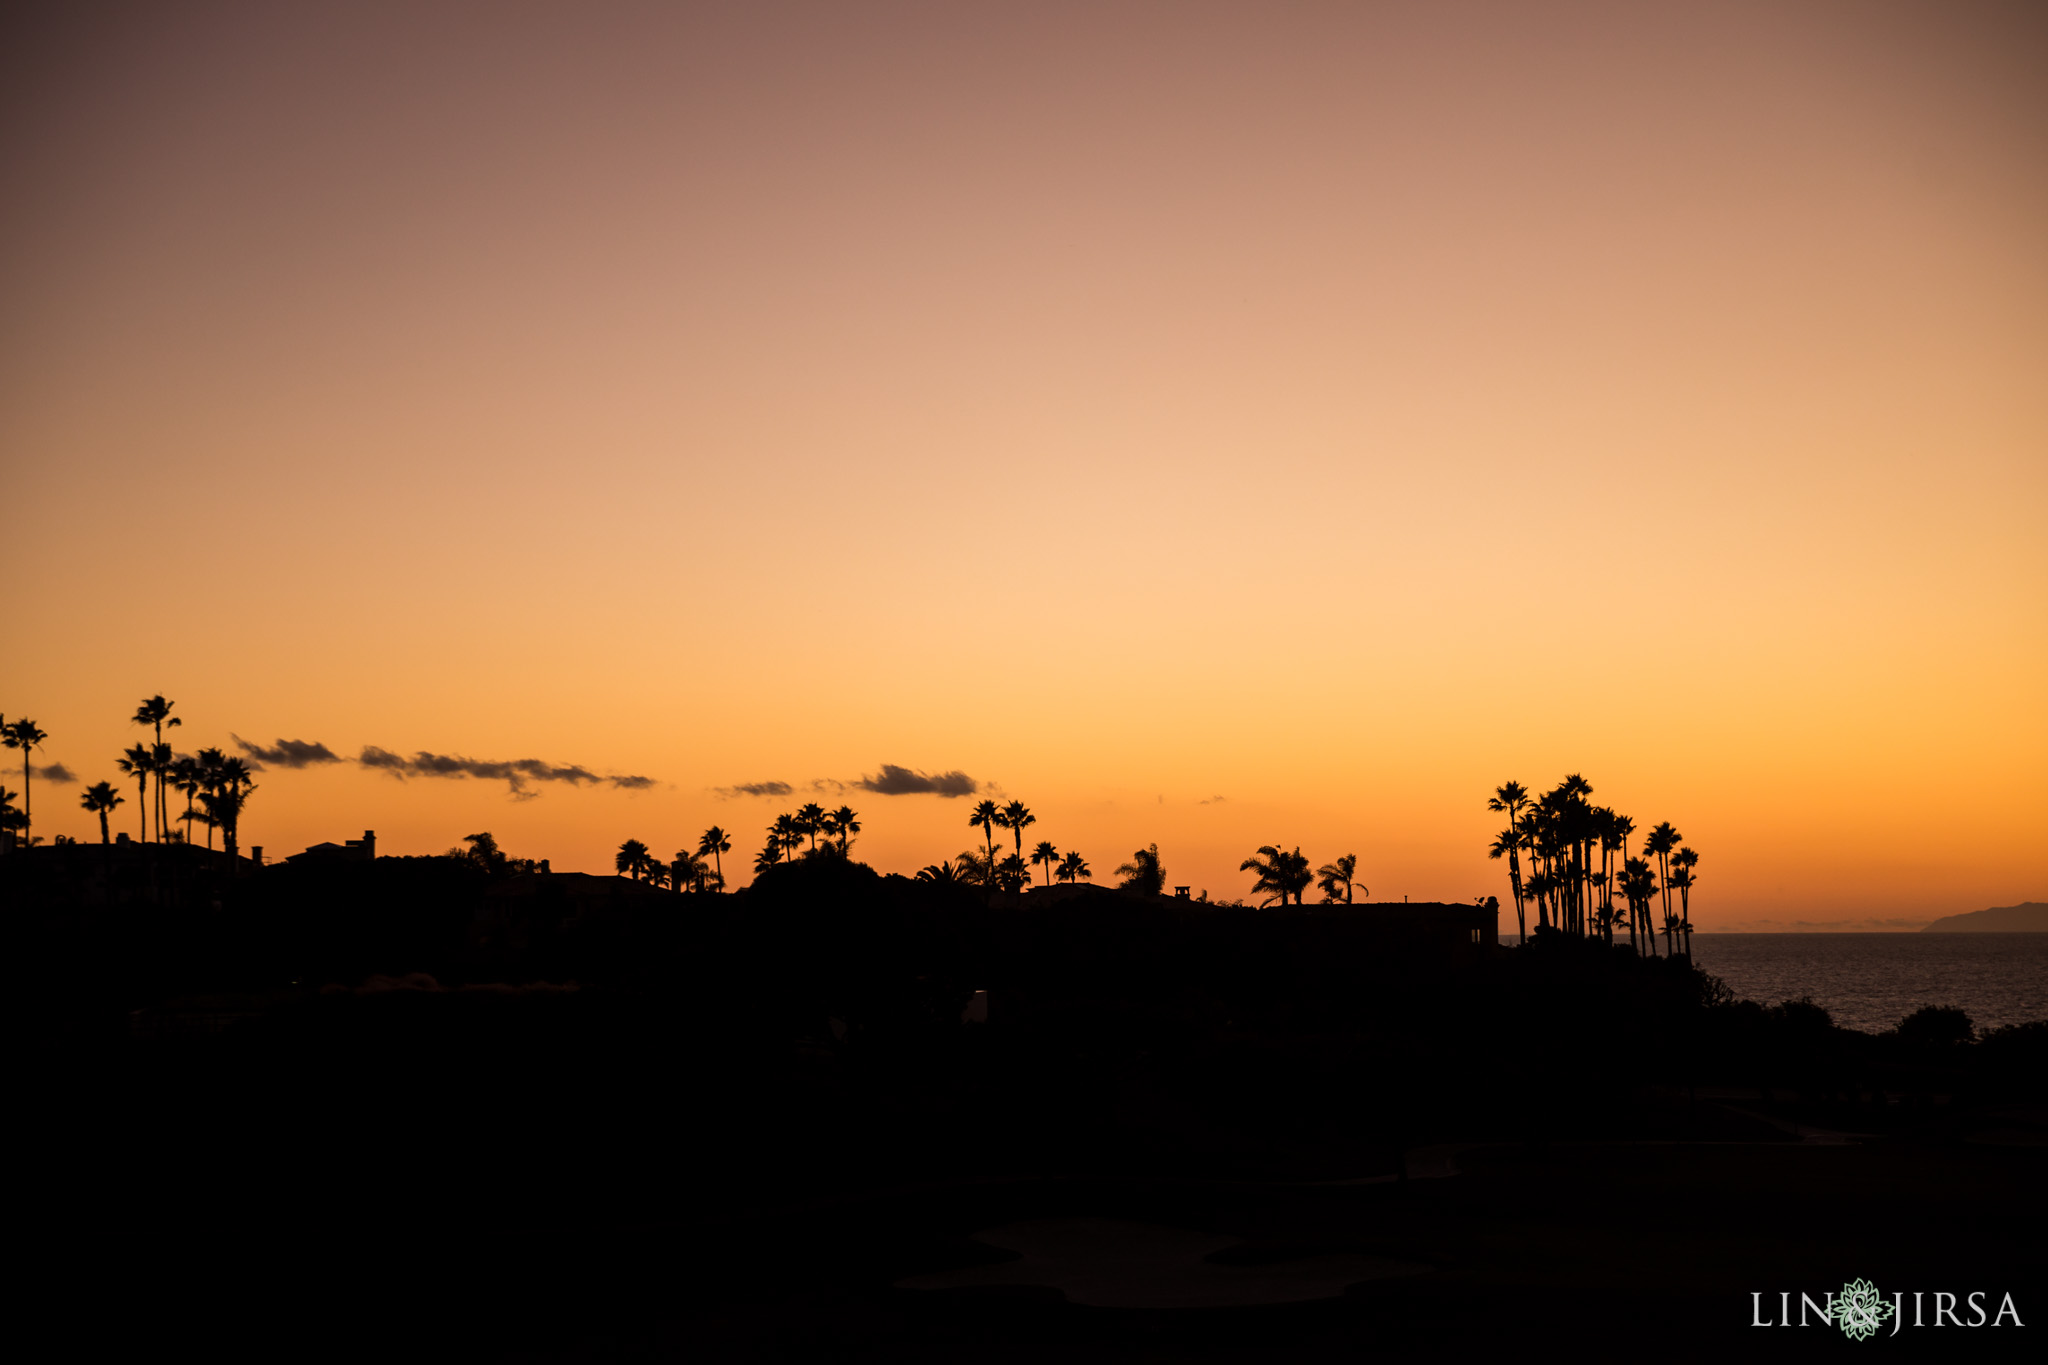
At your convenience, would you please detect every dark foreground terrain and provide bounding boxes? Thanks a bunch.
[18,849,2045,1361]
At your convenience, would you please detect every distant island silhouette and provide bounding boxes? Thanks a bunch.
[1921,901,2048,933]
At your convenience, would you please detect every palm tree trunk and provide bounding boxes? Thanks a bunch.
[99,810,110,843]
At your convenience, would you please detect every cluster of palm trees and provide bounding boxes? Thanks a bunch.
[1,696,257,857]
[110,698,258,856]
[1486,776,1700,956]
[612,806,862,892]
[1,712,49,847]
[1237,846,1365,907]
[918,798,1093,891]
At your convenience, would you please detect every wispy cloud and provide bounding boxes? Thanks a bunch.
[357,745,654,796]
[232,735,343,769]
[854,763,978,798]
[716,780,794,799]
[34,762,77,784]
[1198,795,1228,805]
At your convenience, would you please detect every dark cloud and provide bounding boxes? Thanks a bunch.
[855,764,978,798]
[34,762,77,784]
[717,780,794,799]
[232,735,343,769]
[356,746,654,796]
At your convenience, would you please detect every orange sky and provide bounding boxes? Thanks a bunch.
[3,1,2043,925]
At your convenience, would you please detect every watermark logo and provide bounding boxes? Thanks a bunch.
[1752,1282,2023,1336]
[1833,1279,1894,1341]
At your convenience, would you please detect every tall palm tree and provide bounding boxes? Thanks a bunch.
[1056,850,1089,884]
[1619,858,1658,957]
[131,696,179,840]
[697,826,731,889]
[81,781,125,843]
[200,770,255,861]
[1030,839,1059,885]
[192,748,228,849]
[771,812,803,862]
[116,744,152,841]
[1116,843,1165,896]
[1643,822,1682,937]
[1486,827,1524,939]
[1671,846,1699,957]
[968,800,1001,880]
[169,755,202,844]
[796,801,827,852]
[149,742,176,841]
[1486,781,1530,940]
[999,801,1035,861]
[2,718,47,842]
[615,838,651,880]
[827,805,860,852]
[1315,853,1364,904]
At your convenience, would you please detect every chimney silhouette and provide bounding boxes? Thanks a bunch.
[363,830,376,860]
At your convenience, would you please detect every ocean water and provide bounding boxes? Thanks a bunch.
[1691,933,2046,1034]
[1493,932,2048,1033]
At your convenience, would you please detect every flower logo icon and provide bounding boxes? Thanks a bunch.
[1834,1279,1895,1341]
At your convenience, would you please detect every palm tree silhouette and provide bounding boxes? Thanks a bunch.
[968,800,1001,881]
[955,847,996,887]
[1116,843,1166,896]
[771,812,803,862]
[999,801,1035,862]
[615,838,650,880]
[130,696,179,840]
[828,805,860,852]
[2,718,47,842]
[796,802,827,852]
[697,825,731,889]
[200,764,255,861]
[916,860,960,883]
[169,755,202,844]
[149,742,176,840]
[1030,840,1059,885]
[116,745,152,842]
[0,786,24,850]
[80,781,124,843]
[753,834,783,875]
[1240,844,1310,906]
[1619,858,1658,956]
[1671,846,1699,956]
[672,848,710,892]
[1240,845,1281,906]
[1056,850,1089,884]
[1315,853,1363,904]
[996,852,1028,891]
[1643,822,1682,937]
[1486,782,1530,939]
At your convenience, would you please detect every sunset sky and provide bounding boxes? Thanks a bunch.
[4,1,2043,925]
